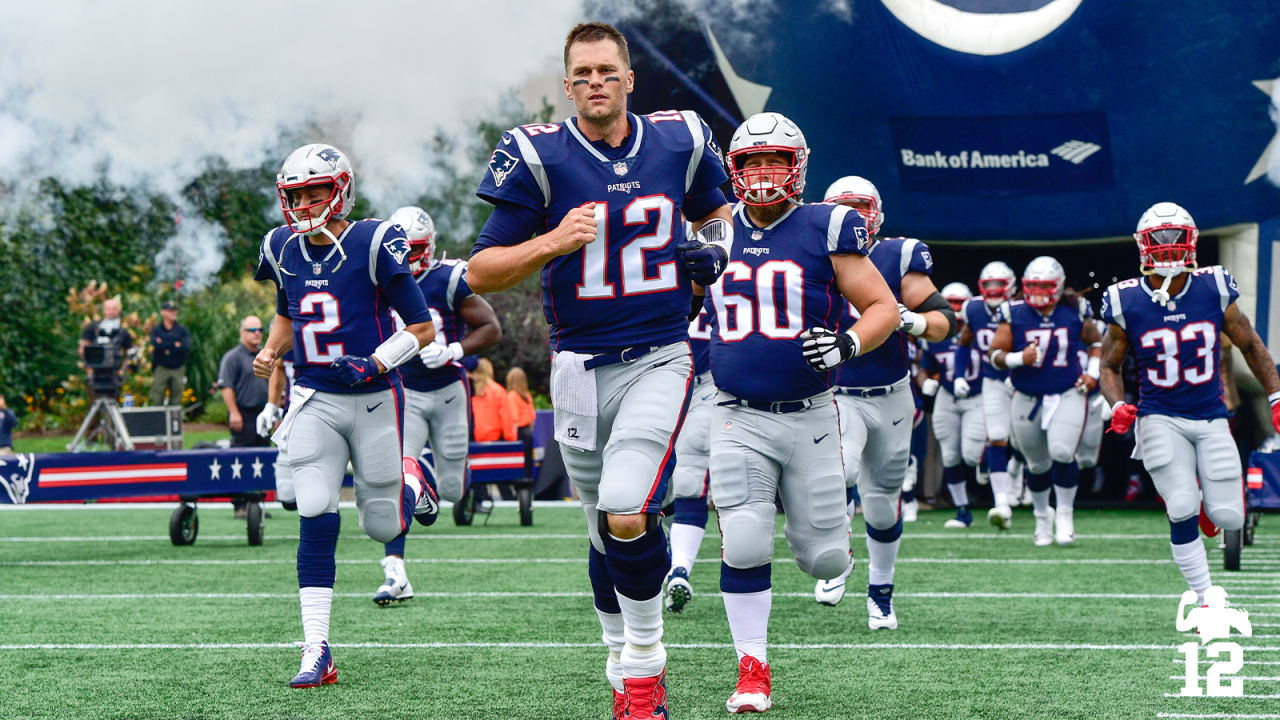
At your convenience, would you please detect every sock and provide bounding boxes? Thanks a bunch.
[721,563,772,664]
[987,445,1011,507]
[1170,517,1211,601]
[596,607,626,692]
[670,498,709,573]
[846,485,861,515]
[606,651,624,694]
[603,526,670,678]
[865,516,903,586]
[384,533,406,559]
[1026,471,1053,515]
[399,482,416,531]
[299,587,333,645]
[1052,460,1078,511]
[589,545,622,614]
[901,486,917,503]
[944,465,969,508]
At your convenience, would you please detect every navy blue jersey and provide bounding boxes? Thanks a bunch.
[835,237,933,388]
[255,219,430,395]
[999,297,1092,396]
[922,337,983,395]
[961,297,1010,381]
[688,306,712,376]
[708,203,870,403]
[395,259,472,392]
[473,111,728,353]
[1101,267,1239,420]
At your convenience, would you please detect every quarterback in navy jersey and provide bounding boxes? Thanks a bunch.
[370,206,502,609]
[251,143,438,689]
[952,261,1019,526]
[1100,202,1280,604]
[811,175,957,624]
[702,112,897,713]
[465,23,733,720]
[990,256,1101,548]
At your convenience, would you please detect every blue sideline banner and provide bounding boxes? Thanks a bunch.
[890,112,1114,195]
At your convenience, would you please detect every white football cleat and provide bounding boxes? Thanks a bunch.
[663,566,693,614]
[867,584,898,630]
[987,505,1012,531]
[1033,511,1054,547]
[814,556,854,607]
[901,499,919,523]
[943,508,972,528]
[1055,507,1075,546]
[373,555,414,606]
[726,655,772,713]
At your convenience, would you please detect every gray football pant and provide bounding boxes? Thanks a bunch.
[1077,394,1105,469]
[933,388,985,468]
[287,387,407,543]
[710,390,850,580]
[1137,414,1242,528]
[402,382,470,503]
[981,378,1013,443]
[671,372,715,503]
[275,446,294,505]
[834,377,915,530]
[1010,390,1087,475]
[558,342,693,552]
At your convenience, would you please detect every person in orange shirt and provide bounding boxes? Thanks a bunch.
[470,357,516,442]
[506,367,536,434]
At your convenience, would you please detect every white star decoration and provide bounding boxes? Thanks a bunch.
[209,458,222,480]
[230,458,243,480]
[251,456,264,479]
[1246,78,1279,184]
[16,454,27,470]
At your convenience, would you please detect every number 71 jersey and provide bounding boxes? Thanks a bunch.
[1101,266,1239,420]
[475,111,728,353]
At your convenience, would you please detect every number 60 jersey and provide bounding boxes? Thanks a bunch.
[1101,266,1239,420]
[473,110,728,353]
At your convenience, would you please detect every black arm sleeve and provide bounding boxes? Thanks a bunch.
[688,293,705,321]
[912,292,958,339]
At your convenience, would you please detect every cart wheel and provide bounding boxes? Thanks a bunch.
[1245,511,1260,546]
[247,502,264,546]
[169,504,198,546]
[518,485,534,527]
[453,487,475,526]
[1224,529,1242,571]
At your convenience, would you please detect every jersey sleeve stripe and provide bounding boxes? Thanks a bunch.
[261,231,283,285]
[826,205,850,253]
[368,221,394,286]
[680,111,706,193]
[1106,286,1126,330]
[900,238,920,277]
[446,262,467,312]
[1212,266,1230,311]
[511,128,551,207]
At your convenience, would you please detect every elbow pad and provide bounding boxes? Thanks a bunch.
[912,292,957,339]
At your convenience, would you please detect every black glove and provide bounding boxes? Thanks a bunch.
[800,327,860,372]
[676,241,728,286]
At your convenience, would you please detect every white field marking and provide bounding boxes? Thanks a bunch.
[5,591,1280,602]
[5,641,1280,652]
[0,533,587,543]
[1179,660,1280,666]
[1157,714,1280,719]
[0,556,1226,567]
[0,500,582,511]
[1169,676,1280,682]
[1164,693,1280,699]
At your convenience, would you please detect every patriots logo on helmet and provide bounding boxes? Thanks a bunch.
[489,149,520,188]
[315,148,343,169]
[383,236,411,266]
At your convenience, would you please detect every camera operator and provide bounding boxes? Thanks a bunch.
[79,297,134,397]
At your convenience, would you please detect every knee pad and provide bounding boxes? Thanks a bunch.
[274,461,295,505]
[360,498,405,544]
[795,540,850,580]
[1203,478,1244,530]
[294,472,338,518]
[1152,469,1200,522]
[860,488,900,530]
[439,423,470,461]
[433,432,469,503]
[1048,437,1077,464]
[673,461,709,500]
[719,504,775,570]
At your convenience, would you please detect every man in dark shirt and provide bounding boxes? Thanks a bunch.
[0,395,16,455]
[149,300,191,406]
[79,298,134,396]
[217,316,270,449]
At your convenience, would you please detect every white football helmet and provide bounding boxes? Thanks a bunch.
[940,282,972,312]
[276,143,355,236]
[389,206,437,276]
[1134,202,1198,277]
[1022,256,1065,310]
[823,176,884,235]
[727,112,809,207]
[977,261,1016,309]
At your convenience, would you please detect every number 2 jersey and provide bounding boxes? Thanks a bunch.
[998,296,1091,396]
[707,202,871,403]
[394,259,473,393]
[1101,267,1239,420]
[472,111,728,353]
[255,219,431,394]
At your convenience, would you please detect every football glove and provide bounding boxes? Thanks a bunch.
[800,327,860,372]
[898,303,928,337]
[951,376,970,399]
[419,341,464,369]
[1108,402,1137,434]
[255,402,280,438]
[333,355,380,386]
[920,377,940,397]
[676,241,728,286]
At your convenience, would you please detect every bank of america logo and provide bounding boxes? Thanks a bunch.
[1050,140,1102,165]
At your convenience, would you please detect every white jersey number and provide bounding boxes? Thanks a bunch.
[576,196,678,299]
[1140,321,1217,388]
[709,260,804,342]
[299,292,345,363]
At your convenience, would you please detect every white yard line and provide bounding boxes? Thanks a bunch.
[1157,714,1280,719]
[3,641,1278,652]
[0,556,1212,567]
[1164,693,1280,699]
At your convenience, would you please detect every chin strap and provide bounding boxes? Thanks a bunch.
[1150,273,1175,307]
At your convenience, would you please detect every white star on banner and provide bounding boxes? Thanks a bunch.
[1245,78,1280,184]
[251,456,264,479]
[209,458,222,480]
[230,458,243,480]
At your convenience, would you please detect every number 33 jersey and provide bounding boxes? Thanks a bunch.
[1101,266,1239,420]
[474,111,728,353]
[707,202,870,403]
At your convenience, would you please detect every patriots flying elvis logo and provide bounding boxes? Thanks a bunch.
[489,149,520,188]
[315,148,343,169]
[383,236,411,266]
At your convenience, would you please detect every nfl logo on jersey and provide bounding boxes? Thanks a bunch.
[312,262,322,276]
[613,161,629,177]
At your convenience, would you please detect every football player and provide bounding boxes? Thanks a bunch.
[465,23,733,720]
[705,112,898,713]
[1076,317,1108,486]
[663,300,714,614]
[952,261,1018,527]
[1100,202,1280,603]
[990,256,1100,547]
[921,282,985,529]
[812,176,957,623]
[252,143,439,688]
[372,206,503,607]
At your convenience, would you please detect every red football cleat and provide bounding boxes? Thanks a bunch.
[613,688,627,720]
[726,655,772,713]
[623,670,669,719]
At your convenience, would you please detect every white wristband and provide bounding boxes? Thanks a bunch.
[371,329,421,371]
[447,341,464,362]
[1086,355,1100,379]
[696,217,732,252]
[843,329,862,358]
[920,377,940,397]
[1270,391,1280,407]
[1004,350,1026,369]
